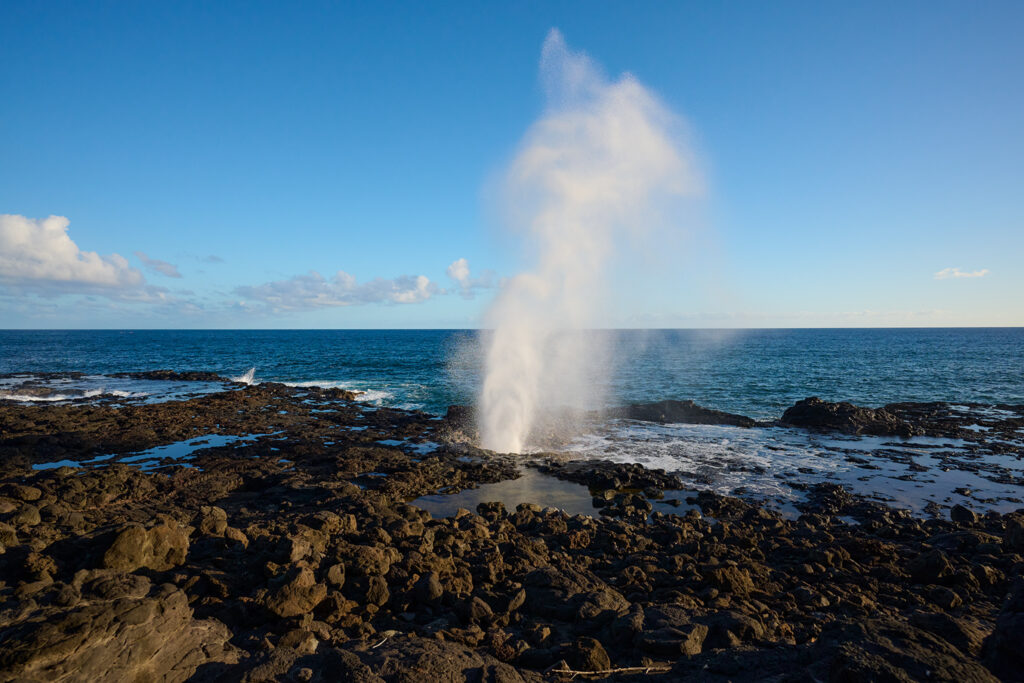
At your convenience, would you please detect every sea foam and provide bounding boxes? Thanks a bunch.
[232,367,257,385]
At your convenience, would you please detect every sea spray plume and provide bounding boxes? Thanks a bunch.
[232,368,256,385]
[479,30,702,453]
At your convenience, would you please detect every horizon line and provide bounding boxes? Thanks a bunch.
[2,326,1023,332]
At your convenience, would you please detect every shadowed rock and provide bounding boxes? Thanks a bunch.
[607,399,757,427]
[781,396,919,436]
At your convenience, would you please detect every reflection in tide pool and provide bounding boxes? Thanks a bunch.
[413,467,707,520]
[31,433,270,472]
[413,467,602,518]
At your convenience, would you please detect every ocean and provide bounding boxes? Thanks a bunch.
[3,328,1023,514]
[2,328,1022,415]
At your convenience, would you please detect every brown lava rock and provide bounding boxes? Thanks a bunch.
[0,381,1021,682]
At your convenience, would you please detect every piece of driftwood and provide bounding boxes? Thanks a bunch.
[543,663,673,679]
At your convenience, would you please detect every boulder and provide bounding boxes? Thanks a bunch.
[1005,519,1024,550]
[639,624,708,656]
[565,637,610,672]
[365,576,390,607]
[459,596,494,625]
[820,618,997,682]
[983,579,1024,678]
[781,397,917,437]
[907,549,954,584]
[12,504,41,528]
[102,518,190,572]
[198,506,228,536]
[910,611,991,657]
[0,521,18,546]
[265,566,328,618]
[1,483,42,502]
[950,505,978,525]
[703,566,755,596]
[414,572,444,605]
[345,544,392,576]
[607,400,756,427]
[0,584,236,682]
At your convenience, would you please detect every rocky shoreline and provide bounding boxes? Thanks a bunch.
[1,373,1022,681]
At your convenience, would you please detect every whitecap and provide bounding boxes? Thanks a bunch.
[281,380,350,389]
[356,389,394,404]
[279,380,394,404]
[232,368,256,385]
[1,393,77,402]
[0,388,104,402]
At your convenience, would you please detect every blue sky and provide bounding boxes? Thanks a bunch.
[1,0,1021,328]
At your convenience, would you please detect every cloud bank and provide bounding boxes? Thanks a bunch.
[0,214,492,322]
[236,271,439,311]
[934,267,989,280]
[0,214,144,291]
[135,251,182,278]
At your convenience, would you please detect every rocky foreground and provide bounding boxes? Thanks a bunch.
[1,377,1023,681]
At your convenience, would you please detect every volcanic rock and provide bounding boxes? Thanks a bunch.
[608,399,756,427]
[565,636,611,672]
[102,518,190,572]
[781,396,919,436]
[0,584,236,682]
[264,566,328,618]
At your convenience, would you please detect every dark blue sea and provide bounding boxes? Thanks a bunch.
[1,328,1021,417]
[3,328,1024,514]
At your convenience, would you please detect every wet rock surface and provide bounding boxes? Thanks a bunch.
[0,383,1022,681]
[783,396,1024,443]
[607,399,758,428]
[782,396,920,437]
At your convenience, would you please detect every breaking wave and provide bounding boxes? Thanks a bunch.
[232,367,257,385]
[0,388,139,403]
[280,380,395,404]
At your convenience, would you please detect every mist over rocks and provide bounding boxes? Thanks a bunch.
[441,398,758,451]
[479,30,704,454]
[458,393,1022,437]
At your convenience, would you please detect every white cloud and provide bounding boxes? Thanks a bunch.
[447,257,470,284]
[135,251,182,278]
[446,257,497,298]
[0,214,144,290]
[236,270,439,312]
[934,267,989,280]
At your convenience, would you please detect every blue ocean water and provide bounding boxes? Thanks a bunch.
[1,328,1022,417]
[4,328,1024,514]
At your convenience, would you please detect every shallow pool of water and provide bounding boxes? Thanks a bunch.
[412,467,603,518]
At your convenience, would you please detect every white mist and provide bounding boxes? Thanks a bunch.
[479,29,702,453]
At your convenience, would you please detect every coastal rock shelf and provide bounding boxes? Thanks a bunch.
[0,380,1022,681]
